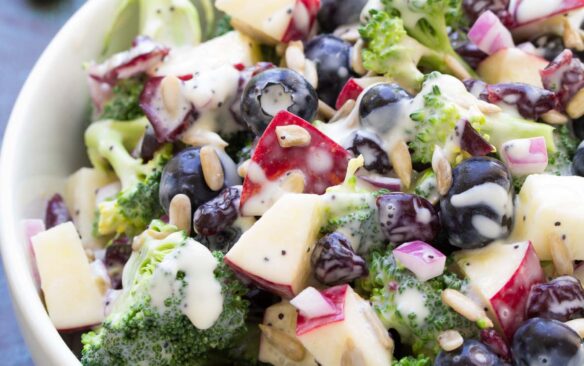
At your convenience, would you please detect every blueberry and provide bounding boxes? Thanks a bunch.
[304,35,355,107]
[317,0,368,33]
[376,193,441,245]
[344,130,391,173]
[572,145,584,176]
[240,68,318,135]
[435,339,507,366]
[512,318,583,366]
[358,83,412,134]
[159,147,240,214]
[440,157,514,249]
[133,124,161,162]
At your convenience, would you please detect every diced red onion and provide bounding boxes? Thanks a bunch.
[290,287,337,318]
[501,137,548,176]
[393,241,446,282]
[22,219,46,290]
[357,175,402,191]
[469,11,515,55]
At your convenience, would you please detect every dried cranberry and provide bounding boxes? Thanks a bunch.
[105,236,133,290]
[480,329,512,362]
[311,232,368,285]
[45,193,72,229]
[541,50,584,110]
[193,186,240,236]
[464,80,558,120]
[526,276,584,322]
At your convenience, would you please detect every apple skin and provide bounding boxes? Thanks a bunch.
[509,0,584,28]
[456,241,545,342]
[281,0,321,43]
[488,242,545,340]
[296,285,348,335]
[224,257,297,298]
[239,110,350,216]
[478,48,549,87]
[335,78,363,109]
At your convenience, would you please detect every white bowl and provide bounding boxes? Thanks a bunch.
[0,0,122,364]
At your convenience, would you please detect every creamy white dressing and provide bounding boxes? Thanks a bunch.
[149,239,224,330]
[178,65,243,148]
[450,182,510,217]
[259,84,294,116]
[451,181,512,239]
[472,215,506,239]
[395,288,429,325]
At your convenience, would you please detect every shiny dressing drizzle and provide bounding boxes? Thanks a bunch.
[150,239,224,330]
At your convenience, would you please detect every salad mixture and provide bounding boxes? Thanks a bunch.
[24,0,584,365]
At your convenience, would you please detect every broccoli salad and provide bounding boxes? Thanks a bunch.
[24,0,584,365]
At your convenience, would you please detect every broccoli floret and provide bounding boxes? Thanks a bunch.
[357,248,478,358]
[392,355,432,366]
[411,169,439,204]
[85,118,172,236]
[380,0,473,76]
[100,78,145,121]
[546,124,578,176]
[321,156,387,255]
[81,221,250,365]
[213,14,233,37]
[408,73,556,164]
[360,11,458,92]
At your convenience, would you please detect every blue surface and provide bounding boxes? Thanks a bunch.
[1,0,83,364]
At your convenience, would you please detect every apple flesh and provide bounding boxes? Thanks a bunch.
[296,285,394,366]
[509,0,584,27]
[215,0,320,45]
[511,174,584,260]
[32,222,105,330]
[64,168,115,249]
[259,301,318,366]
[153,31,262,76]
[455,241,545,340]
[478,48,549,87]
[225,193,324,298]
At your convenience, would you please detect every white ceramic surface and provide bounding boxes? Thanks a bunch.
[0,0,121,364]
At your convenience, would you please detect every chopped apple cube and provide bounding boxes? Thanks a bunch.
[154,31,261,76]
[32,222,105,330]
[215,0,319,44]
[64,167,115,249]
[455,241,545,340]
[511,174,584,260]
[296,285,394,366]
[225,193,323,298]
[259,301,318,366]
[478,48,549,87]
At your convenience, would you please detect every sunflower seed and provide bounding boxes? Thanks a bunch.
[169,194,192,233]
[438,330,464,351]
[441,289,494,328]
[259,324,306,361]
[549,232,574,275]
[276,125,312,148]
[200,146,225,191]
[389,140,412,189]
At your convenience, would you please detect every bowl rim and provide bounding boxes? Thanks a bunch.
[0,0,119,364]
